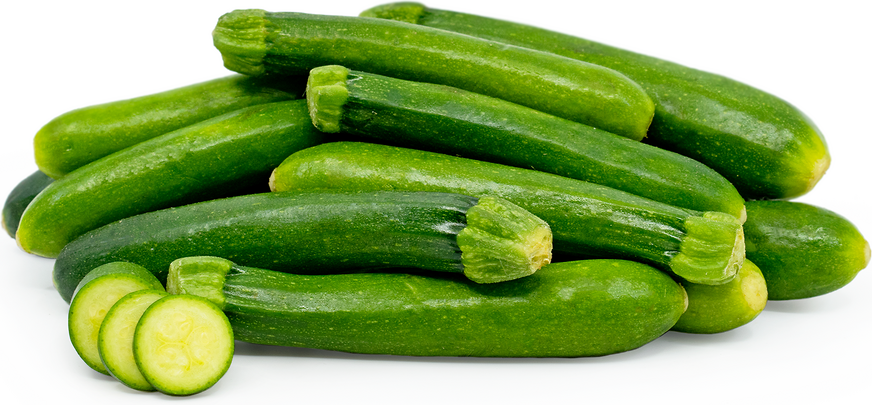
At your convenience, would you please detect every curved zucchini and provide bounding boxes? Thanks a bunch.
[361,2,830,200]
[744,200,870,300]
[18,100,324,258]
[270,142,745,286]
[53,191,553,303]
[2,170,53,238]
[168,256,687,357]
[35,75,303,179]
[306,65,744,218]
[212,9,654,140]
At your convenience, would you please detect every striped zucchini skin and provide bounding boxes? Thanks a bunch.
[307,65,745,218]
[212,9,655,141]
[2,170,53,238]
[361,2,830,200]
[34,75,303,179]
[18,100,324,258]
[169,257,688,358]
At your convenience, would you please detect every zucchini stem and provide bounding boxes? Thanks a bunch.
[670,212,745,285]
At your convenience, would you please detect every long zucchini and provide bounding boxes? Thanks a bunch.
[2,170,53,238]
[212,9,655,140]
[361,2,830,199]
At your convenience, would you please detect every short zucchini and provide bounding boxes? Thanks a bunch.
[2,170,53,238]
[212,9,654,140]
[306,65,745,218]
[168,256,687,357]
[744,200,870,300]
[270,142,745,286]
[35,74,303,179]
[362,2,831,199]
[53,191,553,303]
[18,100,324,258]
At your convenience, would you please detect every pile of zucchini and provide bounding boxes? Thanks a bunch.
[4,2,869,396]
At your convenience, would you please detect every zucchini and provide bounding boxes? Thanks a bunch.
[167,256,687,357]
[306,65,745,218]
[672,259,767,334]
[18,100,324,258]
[2,170,53,238]
[35,74,303,179]
[98,289,168,391]
[744,200,870,300]
[68,262,165,375]
[212,9,655,140]
[361,2,831,200]
[269,142,745,286]
[134,294,233,396]
[53,191,553,303]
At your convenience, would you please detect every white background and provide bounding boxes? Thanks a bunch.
[1,1,870,403]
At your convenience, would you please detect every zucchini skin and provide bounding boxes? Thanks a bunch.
[361,3,830,200]
[169,257,687,357]
[212,10,655,141]
[307,65,744,218]
[744,201,870,300]
[2,170,53,238]
[18,100,324,258]
[35,75,304,179]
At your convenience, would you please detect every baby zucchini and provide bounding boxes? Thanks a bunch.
[167,256,687,357]
[361,2,831,200]
[35,75,302,179]
[270,142,745,286]
[53,191,553,303]
[2,170,53,238]
[306,65,745,218]
[212,9,654,140]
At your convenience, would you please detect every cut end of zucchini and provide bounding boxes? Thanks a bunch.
[213,9,268,76]
[458,196,553,284]
[359,2,428,24]
[167,257,232,310]
[306,65,351,133]
[670,211,745,285]
[741,261,768,313]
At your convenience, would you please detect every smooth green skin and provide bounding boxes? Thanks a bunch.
[18,100,324,258]
[307,65,744,218]
[744,201,870,300]
[35,75,304,179]
[134,295,233,396]
[672,259,767,334]
[2,170,54,238]
[362,2,831,200]
[53,191,541,302]
[171,257,687,357]
[98,290,168,391]
[212,9,655,141]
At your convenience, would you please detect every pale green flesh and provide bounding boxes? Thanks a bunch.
[98,290,168,391]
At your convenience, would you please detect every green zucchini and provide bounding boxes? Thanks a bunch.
[167,256,687,357]
[361,2,830,200]
[744,201,870,300]
[134,294,233,396]
[672,259,767,334]
[35,74,304,179]
[269,142,745,286]
[306,65,744,218]
[68,262,165,375]
[212,9,654,140]
[53,191,553,303]
[18,100,324,258]
[2,170,53,238]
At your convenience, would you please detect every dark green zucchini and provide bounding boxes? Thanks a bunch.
[212,9,654,140]
[35,74,304,179]
[361,2,830,200]
[18,100,324,258]
[53,191,553,303]
[306,65,744,218]
[744,201,870,299]
[167,256,687,357]
[2,170,54,238]
[270,142,745,286]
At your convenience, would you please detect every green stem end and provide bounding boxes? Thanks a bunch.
[306,65,351,133]
[167,256,232,309]
[213,9,269,76]
[670,211,745,285]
